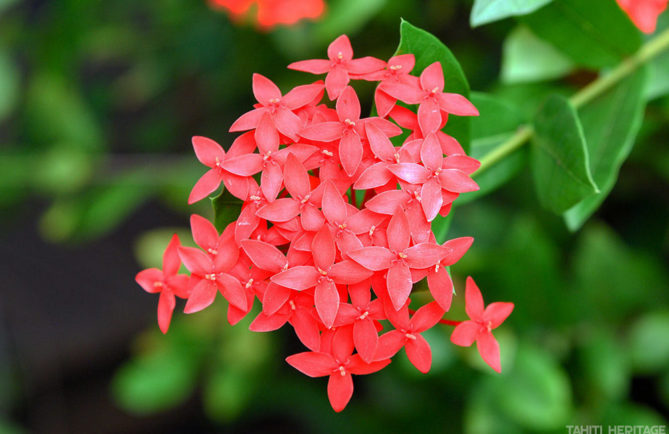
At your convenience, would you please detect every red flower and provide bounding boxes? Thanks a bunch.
[210,0,326,30]
[347,209,445,310]
[139,33,516,411]
[135,234,190,333]
[450,277,514,373]
[178,216,247,313]
[230,74,323,141]
[288,35,385,100]
[188,135,258,203]
[617,0,667,33]
[380,61,478,134]
[286,327,390,412]
[374,301,445,373]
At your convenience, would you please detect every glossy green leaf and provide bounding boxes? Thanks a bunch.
[521,0,643,69]
[394,19,472,151]
[531,94,599,214]
[501,26,574,84]
[470,0,553,27]
[211,188,243,232]
[564,68,647,230]
[459,92,526,205]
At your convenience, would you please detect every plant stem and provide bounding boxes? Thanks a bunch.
[474,27,669,177]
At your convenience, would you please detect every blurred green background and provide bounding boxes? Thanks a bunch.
[1,0,668,433]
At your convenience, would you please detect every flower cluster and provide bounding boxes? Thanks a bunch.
[210,0,325,30]
[135,35,514,412]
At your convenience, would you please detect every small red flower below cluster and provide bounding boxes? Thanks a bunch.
[135,34,514,412]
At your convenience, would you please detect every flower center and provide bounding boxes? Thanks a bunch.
[205,273,216,281]
[207,248,218,255]
[289,300,296,310]
[405,333,416,340]
[317,267,328,276]
[321,149,334,157]
[358,311,369,320]
[153,281,163,288]
[245,278,254,289]
[344,118,356,127]
[389,64,402,71]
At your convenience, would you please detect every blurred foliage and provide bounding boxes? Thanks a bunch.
[1,0,668,432]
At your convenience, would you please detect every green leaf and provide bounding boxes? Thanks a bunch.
[628,310,669,374]
[315,0,387,44]
[564,68,647,230]
[394,19,472,152]
[578,329,629,403]
[531,94,599,214]
[459,92,526,205]
[572,224,669,323]
[521,0,643,69]
[211,188,243,233]
[501,26,574,84]
[490,344,572,430]
[112,345,198,414]
[470,0,553,27]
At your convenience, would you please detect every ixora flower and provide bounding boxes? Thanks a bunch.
[617,0,668,33]
[209,0,326,30]
[135,34,514,412]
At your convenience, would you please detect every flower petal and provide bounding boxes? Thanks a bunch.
[420,179,443,223]
[374,330,405,360]
[312,225,336,270]
[184,279,217,314]
[483,302,514,329]
[336,86,361,122]
[240,239,286,273]
[353,318,378,363]
[188,169,223,204]
[465,276,485,320]
[282,82,325,109]
[192,136,225,167]
[386,262,412,311]
[329,260,374,284]
[216,273,247,311]
[366,122,396,162]
[427,266,454,311]
[410,301,445,332]
[250,310,290,332]
[347,246,393,271]
[450,321,479,347]
[136,268,163,293]
[325,66,349,100]
[271,266,320,290]
[438,169,479,193]
[327,372,354,412]
[405,242,444,269]
[162,234,182,276]
[286,352,335,377]
[419,62,444,93]
[387,209,410,253]
[283,153,310,199]
[256,198,300,222]
[287,59,331,74]
[339,131,363,176]
[364,190,409,215]
[477,331,501,373]
[438,93,479,116]
[252,73,281,105]
[387,163,429,184]
[405,333,432,373]
[157,291,176,334]
[322,181,348,224]
[190,214,218,252]
[290,308,322,352]
[178,246,211,275]
[441,237,474,266]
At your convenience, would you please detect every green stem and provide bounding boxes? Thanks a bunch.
[475,27,669,177]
